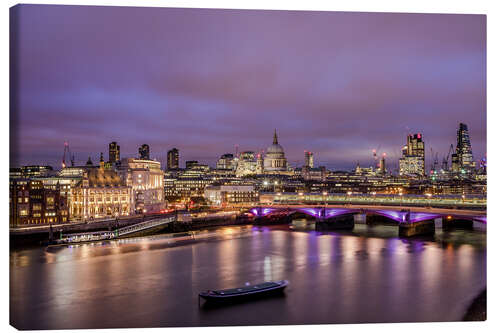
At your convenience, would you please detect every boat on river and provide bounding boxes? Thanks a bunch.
[199,280,288,304]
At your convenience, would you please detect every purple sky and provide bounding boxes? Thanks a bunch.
[10,5,486,171]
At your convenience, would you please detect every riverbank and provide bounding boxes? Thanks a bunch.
[463,289,486,321]
[10,214,253,248]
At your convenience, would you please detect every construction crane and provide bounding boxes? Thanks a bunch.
[441,144,454,171]
[371,144,381,169]
[429,147,439,173]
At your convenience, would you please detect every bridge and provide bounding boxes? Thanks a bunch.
[54,214,176,244]
[248,205,486,236]
[259,192,486,210]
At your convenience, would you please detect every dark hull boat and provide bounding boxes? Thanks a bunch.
[199,280,288,304]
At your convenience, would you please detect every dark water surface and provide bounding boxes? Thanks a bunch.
[10,223,486,329]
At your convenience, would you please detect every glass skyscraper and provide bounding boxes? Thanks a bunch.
[455,123,475,173]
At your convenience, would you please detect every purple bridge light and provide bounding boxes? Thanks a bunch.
[473,216,487,224]
[248,206,456,224]
[370,210,441,223]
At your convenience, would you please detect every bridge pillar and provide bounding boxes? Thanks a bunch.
[434,217,443,229]
[399,219,435,237]
[354,213,366,224]
[473,221,487,232]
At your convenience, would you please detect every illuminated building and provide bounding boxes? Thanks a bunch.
[256,153,264,174]
[302,166,327,181]
[304,151,314,168]
[164,177,213,200]
[180,164,210,178]
[264,129,288,172]
[378,155,386,175]
[399,133,425,177]
[109,141,120,164]
[9,165,54,179]
[139,144,150,160]
[455,123,475,173]
[71,160,132,220]
[185,160,198,169]
[451,153,460,173]
[354,163,376,176]
[236,151,258,177]
[9,179,69,227]
[399,156,425,178]
[167,148,179,170]
[117,157,165,213]
[216,153,235,170]
[59,166,92,178]
[204,185,258,206]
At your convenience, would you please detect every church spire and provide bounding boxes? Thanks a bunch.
[273,129,278,145]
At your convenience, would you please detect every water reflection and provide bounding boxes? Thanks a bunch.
[10,224,486,330]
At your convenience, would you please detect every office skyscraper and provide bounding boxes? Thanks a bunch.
[108,142,120,163]
[304,151,314,168]
[167,148,179,170]
[399,133,425,177]
[139,144,150,160]
[185,160,198,169]
[455,123,475,173]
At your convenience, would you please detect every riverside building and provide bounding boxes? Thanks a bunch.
[204,185,259,206]
[117,157,165,213]
[70,161,132,220]
[9,179,69,227]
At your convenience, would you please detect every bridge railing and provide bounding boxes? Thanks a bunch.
[118,215,176,236]
[261,192,486,209]
[57,214,177,244]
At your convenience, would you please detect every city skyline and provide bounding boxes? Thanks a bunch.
[10,5,486,170]
[10,124,483,172]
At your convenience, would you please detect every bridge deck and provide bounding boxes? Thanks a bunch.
[56,214,176,244]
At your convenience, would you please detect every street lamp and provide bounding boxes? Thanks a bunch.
[399,192,403,208]
[322,191,328,208]
[425,193,432,208]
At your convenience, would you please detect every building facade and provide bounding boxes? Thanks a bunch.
[164,177,213,200]
[167,148,179,170]
[399,133,425,177]
[455,122,475,173]
[109,141,120,164]
[236,151,258,177]
[71,163,132,220]
[117,158,164,213]
[139,144,150,160]
[304,151,314,168]
[10,165,54,179]
[204,185,258,206]
[216,153,235,170]
[10,179,69,227]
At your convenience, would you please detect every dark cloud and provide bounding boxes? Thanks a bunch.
[10,5,486,171]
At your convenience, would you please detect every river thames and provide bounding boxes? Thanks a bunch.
[10,223,486,329]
